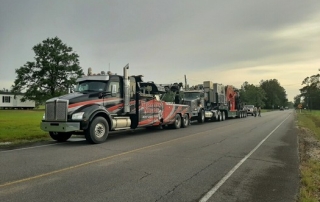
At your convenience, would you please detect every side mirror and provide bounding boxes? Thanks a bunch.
[99,91,111,99]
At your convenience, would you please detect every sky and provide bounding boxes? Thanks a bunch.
[1,0,320,102]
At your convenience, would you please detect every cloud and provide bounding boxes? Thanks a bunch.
[1,0,320,103]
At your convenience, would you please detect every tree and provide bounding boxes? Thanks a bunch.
[299,71,320,110]
[12,37,84,104]
[239,82,266,108]
[260,79,287,109]
[0,88,10,92]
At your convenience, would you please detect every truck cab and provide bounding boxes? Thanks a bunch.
[182,90,206,123]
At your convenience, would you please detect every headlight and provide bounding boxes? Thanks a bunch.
[72,112,85,120]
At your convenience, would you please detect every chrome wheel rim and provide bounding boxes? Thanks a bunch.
[176,116,181,127]
[184,115,188,126]
[94,123,105,138]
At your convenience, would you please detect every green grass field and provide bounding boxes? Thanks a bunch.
[0,110,49,143]
[297,110,320,202]
[297,110,320,140]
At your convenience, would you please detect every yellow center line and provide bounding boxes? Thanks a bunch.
[0,116,269,188]
[0,128,215,188]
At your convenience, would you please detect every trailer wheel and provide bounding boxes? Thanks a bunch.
[85,117,109,144]
[198,109,205,123]
[172,114,182,129]
[181,114,189,128]
[49,132,72,142]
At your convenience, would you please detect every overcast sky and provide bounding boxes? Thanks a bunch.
[1,0,320,101]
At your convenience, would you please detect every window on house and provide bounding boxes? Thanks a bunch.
[2,96,11,103]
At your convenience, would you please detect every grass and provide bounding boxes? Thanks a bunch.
[297,110,320,202]
[0,109,50,144]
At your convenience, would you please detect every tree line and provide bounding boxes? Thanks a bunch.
[294,70,320,110]
[8,37,293,109]
[239,79,289,109]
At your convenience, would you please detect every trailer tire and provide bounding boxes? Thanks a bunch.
[85,117,109,144]
[49,132,72,142]
[198,109,205,123]
[171,114,182,129]
[181,114,189,128]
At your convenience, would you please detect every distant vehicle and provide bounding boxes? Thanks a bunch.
[244,105,255,116]
[280,106,284,111]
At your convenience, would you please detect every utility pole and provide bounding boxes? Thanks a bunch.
[184,75,187,90]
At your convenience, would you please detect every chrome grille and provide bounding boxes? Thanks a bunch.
[183,100,191,106]
[45,102,55,120]
[45,99,69,121]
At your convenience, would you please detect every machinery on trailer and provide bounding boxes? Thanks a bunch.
[176,81,247,123]
[40,64,190,144]
[202,81,247,121]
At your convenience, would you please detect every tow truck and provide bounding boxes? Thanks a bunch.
[40,64,190,144]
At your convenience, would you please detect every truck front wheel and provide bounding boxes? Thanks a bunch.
[85,117,109,144]
[49,132,72,142]
[198,109,205,123]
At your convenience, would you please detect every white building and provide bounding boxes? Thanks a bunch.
[0,92,35,109]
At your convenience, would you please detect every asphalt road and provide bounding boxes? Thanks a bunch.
[0,110,299,202]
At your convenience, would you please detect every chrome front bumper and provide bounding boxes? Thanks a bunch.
[40,122,80,132]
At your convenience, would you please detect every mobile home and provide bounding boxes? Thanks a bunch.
[0,92,35,109]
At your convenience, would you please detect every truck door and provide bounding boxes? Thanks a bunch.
[200,92,205,108]
[107,76,122,114]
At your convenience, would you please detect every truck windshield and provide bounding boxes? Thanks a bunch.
[244,105,254,108]
[75,81,108,93]
[184,92,201,99]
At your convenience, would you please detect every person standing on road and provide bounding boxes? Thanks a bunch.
[253,106,257,117]
[258,106,261,117]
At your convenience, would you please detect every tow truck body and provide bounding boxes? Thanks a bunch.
[40,64,190,144]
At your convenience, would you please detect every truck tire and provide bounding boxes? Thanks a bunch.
[181,114,189,128]
[172,114,182,129]
[85,117,109,144]
[221,111,225,121]
[198,109,205,123]
[49,132,72,142]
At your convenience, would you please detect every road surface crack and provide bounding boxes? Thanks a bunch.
[139,171,151,180]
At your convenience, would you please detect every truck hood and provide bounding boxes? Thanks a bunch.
[47,92,101,105]
[182,98,198,102]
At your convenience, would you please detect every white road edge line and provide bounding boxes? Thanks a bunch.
[199,114,291,202]
[0,142,60,153]
[0,139,86,153]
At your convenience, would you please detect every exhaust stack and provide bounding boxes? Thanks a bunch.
[123,64,130,113]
